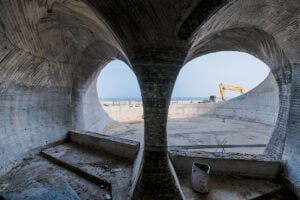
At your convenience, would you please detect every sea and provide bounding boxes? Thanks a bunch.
[100,97,219,101]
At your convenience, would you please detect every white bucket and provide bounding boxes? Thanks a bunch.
[191,162,210,194]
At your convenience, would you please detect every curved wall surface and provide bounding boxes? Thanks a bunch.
[1,0,300,197]
[0,33,73,176]
[72,74,114,133]
[0,1,122,176]
[205,73,279,125]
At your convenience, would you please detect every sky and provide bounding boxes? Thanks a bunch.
[97,51,270,100]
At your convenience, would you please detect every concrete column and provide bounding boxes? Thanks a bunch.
[265,66,291,159]
[131,61,185,199]
[282,64,300,198]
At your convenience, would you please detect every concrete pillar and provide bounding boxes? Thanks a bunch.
[265,66,291,159]
[131,59,185,199]
[282,64,300,198]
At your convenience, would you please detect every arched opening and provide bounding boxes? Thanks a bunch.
[172,51,270,101]
[97,60,143,139]
[182,27,292,160]
[168,51,278,155]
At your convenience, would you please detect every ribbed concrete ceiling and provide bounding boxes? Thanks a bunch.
[0,0,120,62]
[1,0,299,72]
[1,0,300,199]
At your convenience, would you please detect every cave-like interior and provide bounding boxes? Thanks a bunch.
[0,1,300,199]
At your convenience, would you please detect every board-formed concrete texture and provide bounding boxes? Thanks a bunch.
[1,0,300,199]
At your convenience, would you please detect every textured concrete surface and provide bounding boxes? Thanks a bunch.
[169,150,281,179]
[1,139,291,200]
[282,65,300,197]
[0,156,110,200]
[0,88,71,176]
[41,142,133,200]
[1,0,300,198]
[205,73,279,126]
[69,130,140,160]
[1,175,81,200]
[179,175,282,200]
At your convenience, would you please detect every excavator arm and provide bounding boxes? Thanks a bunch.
[219,83,246,101]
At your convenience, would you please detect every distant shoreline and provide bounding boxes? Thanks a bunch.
[100,97,219,101]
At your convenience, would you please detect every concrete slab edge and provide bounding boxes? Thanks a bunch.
[169,151,281,179]
[68,130,140,160]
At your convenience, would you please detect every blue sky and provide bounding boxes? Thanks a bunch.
[97,51,270,99]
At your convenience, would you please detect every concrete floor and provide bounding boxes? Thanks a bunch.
[0,131,296,200]
[179,175,281,200]
[41,143,133,199]
[0,142,133,200]
[0,156,110,200]
[1,139,294,200]
[103,116,274,154]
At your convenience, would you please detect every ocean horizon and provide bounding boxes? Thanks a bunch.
[100,96,226,101]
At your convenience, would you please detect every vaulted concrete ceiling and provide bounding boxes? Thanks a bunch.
[1,0,299,73]
[1,0,300,199]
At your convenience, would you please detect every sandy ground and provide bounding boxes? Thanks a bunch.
[103,116,274,154]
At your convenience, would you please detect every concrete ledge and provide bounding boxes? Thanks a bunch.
[41,143,133,200]
[168,144,266,150]
[169,150,282,179]
[69,130,140,160]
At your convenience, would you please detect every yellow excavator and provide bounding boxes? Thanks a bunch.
[219,83,246,101]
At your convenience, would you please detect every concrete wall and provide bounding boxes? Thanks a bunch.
[102,103,216,122]
[205,73,279,126]
[169,150,281,179]
[0,1,122,176]
[0,88,71,176]
[1,0,300,198]
[102,104,144,122]
[72,74,114,133]
[0,33,73,176]
[169,103,215,119]
[282,65,300,197]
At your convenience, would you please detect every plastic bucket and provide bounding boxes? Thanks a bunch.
[191,162,210,194]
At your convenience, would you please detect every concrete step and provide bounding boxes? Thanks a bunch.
[41,142,134,200]
[68,130,140,160]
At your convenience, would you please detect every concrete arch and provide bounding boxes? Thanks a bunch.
[97,60,143,123]
[70,39,131,133]
[1,0,300,198]
[187,27,290,69]
[171,50,277,122]
[0,0,128,175]
[185,27,291,160]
